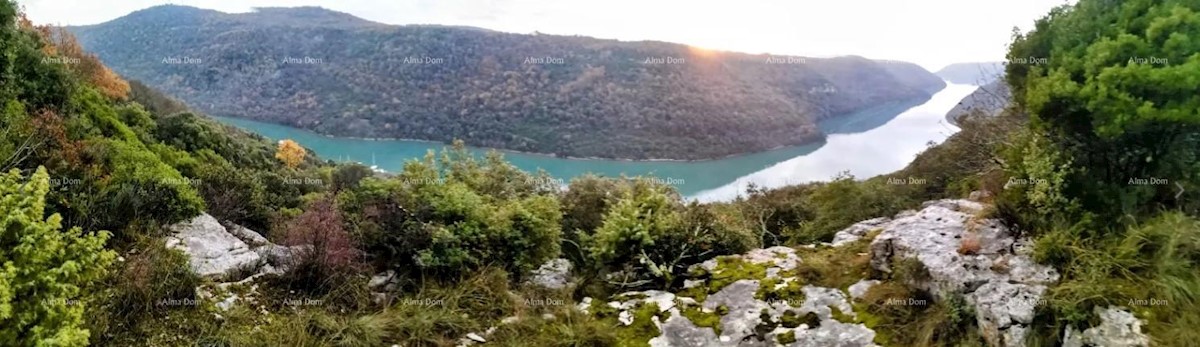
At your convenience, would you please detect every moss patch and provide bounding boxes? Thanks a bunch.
[776,330,797,344]
[680,305,723,335]
[706,257,769,294]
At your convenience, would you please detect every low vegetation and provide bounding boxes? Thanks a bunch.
[2,0,1198,345]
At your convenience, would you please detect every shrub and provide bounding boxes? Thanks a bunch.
[343,146,562,283]
[0,167,116,346]
[278,196,362,294]
[583,179,756,289]
[793,173,907,244]
[85,138,204,235]
[1006,0,1200,222]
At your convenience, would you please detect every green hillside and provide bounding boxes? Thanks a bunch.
[69,5,945,160]
[3,0,1198,346]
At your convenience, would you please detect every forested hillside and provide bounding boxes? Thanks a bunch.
[68,5,945,160]
[4,0,1199,346]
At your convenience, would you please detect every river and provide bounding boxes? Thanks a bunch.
[211,82,977,202]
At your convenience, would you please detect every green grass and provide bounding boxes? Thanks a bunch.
[1028,212,1200,346]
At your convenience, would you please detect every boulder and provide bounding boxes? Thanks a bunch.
[166,213,262,279]
[529,258,573,289]
[784,320,878,347]
[254,243,308,271]
[864,199,1058,346]
[830,217,891,247]
[226,223,270,246]
[1068,307,1150,347]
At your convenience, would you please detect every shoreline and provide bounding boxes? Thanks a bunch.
[207,94,933,163]
[210,114,832,163]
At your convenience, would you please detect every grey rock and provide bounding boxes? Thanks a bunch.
[166,213,262,279]
[703,280,768,343]
[793,285,855,321]
[1079,307,1150,347]
[847,280,879,300]
[968,190,993,202]
[529,258,572,289]
[226,223,269,246]
[253,243,308,272]
[864,199,1059,346]
[577,297,593,314]
[831,217,891,247]
[784,320,878,347]
[369,270,398,290]
[651,313,721,347]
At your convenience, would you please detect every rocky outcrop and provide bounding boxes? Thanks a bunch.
[166,213,305,280]
[610,245,877,347]
[846,199,1058,346]
[166,214,262,279]
[1063,307,1150,347]
[829,217,890,247]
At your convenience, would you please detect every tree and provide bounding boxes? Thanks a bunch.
[0,167,116,346]
[1006,0,1200,221]
[275,139,306,169]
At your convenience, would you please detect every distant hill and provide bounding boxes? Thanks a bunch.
[70,5,946,160]
[935,62,1005,85]
[946,79,1010,126]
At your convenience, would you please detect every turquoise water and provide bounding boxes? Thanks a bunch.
[210,82,974,200]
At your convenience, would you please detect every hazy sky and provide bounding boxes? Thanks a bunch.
[19,0,1071,71]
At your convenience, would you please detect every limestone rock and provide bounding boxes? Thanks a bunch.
[529,258,572,289]
[369,270,398,290]
[1078,307,1150,347]
[864,199,1058,346]
[226,223,270,246]
[651,313,722,347]
[784,320,878,347]
[166,213,262,279]
[703,280,768,343]
[847,280,879,300]
[831,217,891,247]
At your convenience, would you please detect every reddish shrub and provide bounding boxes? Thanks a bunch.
[279,197,362,291]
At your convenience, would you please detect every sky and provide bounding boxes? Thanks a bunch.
[18,0,1071,71]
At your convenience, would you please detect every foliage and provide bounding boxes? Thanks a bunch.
[278,196,363,294]
[1029,212,1200,345]
[856,283,984,347]
[343,144,562,282]
[1006,0,1200,222]
[275,139,306,169]
[793,173,909,244]
[0,167,116,346]
[88,239,200,342]
[87,138,205,234]
[32,25,129,100]
[583,178,756,289]
[69,5,948,160]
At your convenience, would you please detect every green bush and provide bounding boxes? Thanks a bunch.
[0,167,116,346]
[584,178,756,289]
[1006,0,1200,222]
[344,145,562,282]
[792,173,908,244]
[89,138,204,234]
